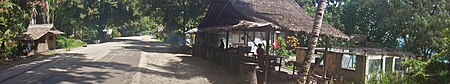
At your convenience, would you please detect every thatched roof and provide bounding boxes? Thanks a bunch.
[350,34,369,44]
[198,0,349,39]
[19,24,64,40]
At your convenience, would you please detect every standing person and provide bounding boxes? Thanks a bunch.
[218,39,225,49]
[256,44,266,68]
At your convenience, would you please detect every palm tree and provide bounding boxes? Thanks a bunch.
[298,0,328,83]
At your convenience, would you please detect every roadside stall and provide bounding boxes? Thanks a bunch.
[193,0,349,83]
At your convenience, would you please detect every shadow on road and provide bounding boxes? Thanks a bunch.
[119,38,191,54]
[41,54,236,84]
[7,39,238,84]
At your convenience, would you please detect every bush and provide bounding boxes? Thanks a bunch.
[368,50,450,84]
[1,41,18,60]
[56,36,86,49]
[284,61,295,69]
[276,36,296,56]
[367,72,404,84]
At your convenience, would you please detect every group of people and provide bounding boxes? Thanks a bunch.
[218,38,267,68]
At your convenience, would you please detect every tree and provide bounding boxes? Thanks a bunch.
[53,0,209,44]
[0,0,29,59]
[298,0,328,83]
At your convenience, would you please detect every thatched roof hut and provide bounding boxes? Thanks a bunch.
[198,0,349,39]
[18,24,65,54]
[19,24,64,40]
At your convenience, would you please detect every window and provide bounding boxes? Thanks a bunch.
[394,58,401,71]
[385,57,394,72]
[311,54,324,65]
[368,59,382,74]
[49,36,54,40]
[342,54,356,70]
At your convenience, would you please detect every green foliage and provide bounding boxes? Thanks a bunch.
[138,0,209,45]
[54,0,208,45]
[112,29,121,38]
[297,0,450,57]
[1,42,18,60]
[284,61,295,69]
[56,36,86,49]
[55,0,140,40]
[423,50,450,83]
[402,59,428,81]
[0,1,28,33]
[368,51,450,84]
[0,1,28,59]
[275,36,295,56]
[367,72,405,84]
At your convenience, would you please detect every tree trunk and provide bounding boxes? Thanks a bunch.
[27,0,34,25]
[298,0,328,84]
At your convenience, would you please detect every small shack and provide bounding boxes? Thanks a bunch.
[18,24,64,55]
[294,34,413,84]
[295,47,412,84]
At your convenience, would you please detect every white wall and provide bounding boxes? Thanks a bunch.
[228,31,268,54]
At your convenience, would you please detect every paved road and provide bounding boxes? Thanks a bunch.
[0,36,238,84]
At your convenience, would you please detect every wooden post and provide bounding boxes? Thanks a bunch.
[381,55,384,73]
[245,31,248,46]
[323,37,330,80]
[333,47,340,84]
[226,31,229,49]
[264,31,271,84]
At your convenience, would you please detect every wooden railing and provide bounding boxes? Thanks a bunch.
[192,45,244,75]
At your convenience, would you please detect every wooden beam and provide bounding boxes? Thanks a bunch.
[243,32,257,46]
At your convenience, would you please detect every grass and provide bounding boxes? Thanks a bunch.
[56,36,87,49]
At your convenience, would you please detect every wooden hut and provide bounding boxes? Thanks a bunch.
[194,0,349,56]
[194,0,349,83]
[18,24,65,55]
[295,47,412,84]
[294,35,413,84]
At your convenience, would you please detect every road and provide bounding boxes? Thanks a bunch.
[0,36,238,84]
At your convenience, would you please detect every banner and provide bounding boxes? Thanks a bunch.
[273,32,279,49]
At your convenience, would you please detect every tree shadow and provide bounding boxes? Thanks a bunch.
[120,38,190,54]
[3,49,237,84]
[2,37,241,84]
